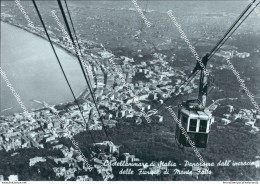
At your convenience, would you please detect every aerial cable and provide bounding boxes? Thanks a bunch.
[57,0,111,140]
[56,0,111,141]
[64,0,94,93]
[137,0,150,50]
[209,1,260,60]
[156,1,260,112]
[31,0,95,143]
[155,70,200,113]
[208,0,257,59]
[57,0,95,97]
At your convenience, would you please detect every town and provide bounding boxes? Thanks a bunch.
[1,2,260,181]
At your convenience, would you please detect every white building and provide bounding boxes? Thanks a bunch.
[76,175,92,181]
[8,175,18,181]
[0,175,4,181]
[29,157,46,167]
[236,52,250,58]
[221,118,231,125]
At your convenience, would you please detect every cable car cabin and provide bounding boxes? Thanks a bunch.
[175,100,214,148]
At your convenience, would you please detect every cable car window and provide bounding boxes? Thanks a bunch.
[199,120,207,132]
[182,116,187,128]
[189,119,197,132]
[182,116,187,123]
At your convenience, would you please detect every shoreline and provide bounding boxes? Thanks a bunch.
[1,21,94,116]
[1,21,76,58]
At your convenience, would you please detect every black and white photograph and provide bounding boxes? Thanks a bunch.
[0,0,260,182]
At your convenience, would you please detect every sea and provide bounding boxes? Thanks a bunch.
[0,22,86,116]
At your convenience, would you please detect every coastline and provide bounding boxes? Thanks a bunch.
[1,20,94,116]
[1,21,74,57]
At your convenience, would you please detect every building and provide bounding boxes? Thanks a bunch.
[221,118,231,125]
[76,175,92,181]
[106,73,114,88]
[29,157,46,167]
[215,50,232,58]
[8,175,18,181]
[93,141,120,154]
[236,52,250,58]
[53,167,66,178]
[64,168,76,180]
[126,73,133,83]
[155,115,164,123]
[123,153,138,162]
[0,175,4,181]
[21,136,31,148]
[192,166,200,179]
